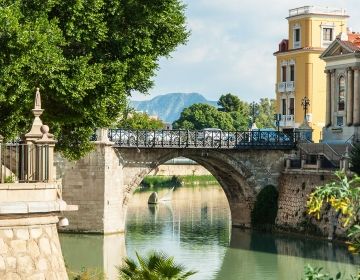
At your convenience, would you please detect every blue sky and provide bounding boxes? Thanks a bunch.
[132,1,360,102]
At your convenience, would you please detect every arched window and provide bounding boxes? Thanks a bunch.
[338,76,345,111]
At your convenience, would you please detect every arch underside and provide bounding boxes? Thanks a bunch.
[118,148,285,227]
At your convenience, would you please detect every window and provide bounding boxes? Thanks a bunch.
[293,28,301,48]
[338,76,345,111]
[337,116,344,127]
[282,99,287,115]
[294,29,300,42]
[290,65,295,82]
[281,66,287,82]
[323,28,333,41]
[289,98,295,115]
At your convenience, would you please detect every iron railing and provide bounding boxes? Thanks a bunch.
[0,143,50,183]
[106,129,299,149]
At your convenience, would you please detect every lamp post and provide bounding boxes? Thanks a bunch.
[301,96,310,122]
[250,101,258,130]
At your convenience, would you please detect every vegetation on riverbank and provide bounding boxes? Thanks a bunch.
[139,175,217,190]
[304,171,360,279]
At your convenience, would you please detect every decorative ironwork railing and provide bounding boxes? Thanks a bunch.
[0,143,50,183]
[106,129,299,149]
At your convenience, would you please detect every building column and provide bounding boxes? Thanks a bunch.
[354,68,360,126]
[325,70,332,127]
[347,68,354,126]
[330,70,336,126]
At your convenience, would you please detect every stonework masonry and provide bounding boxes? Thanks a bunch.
[276,170,347,239]
[0,215,68,280]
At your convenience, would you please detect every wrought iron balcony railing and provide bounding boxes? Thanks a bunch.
[105,129,299,149]
[0,143,50,183]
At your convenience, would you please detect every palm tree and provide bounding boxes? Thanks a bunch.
[118,251,197,280]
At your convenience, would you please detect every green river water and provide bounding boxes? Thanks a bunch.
[60,184,360,280]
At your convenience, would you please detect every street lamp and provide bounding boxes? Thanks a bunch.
[301,96,310,122]
[250,101,258,130]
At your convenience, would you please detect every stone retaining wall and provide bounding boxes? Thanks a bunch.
[0,215,68,280]
[276,170,347,239]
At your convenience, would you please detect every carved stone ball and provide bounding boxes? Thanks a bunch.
[40,125,50,135]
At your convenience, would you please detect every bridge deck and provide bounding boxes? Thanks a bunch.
[106,129,298,150]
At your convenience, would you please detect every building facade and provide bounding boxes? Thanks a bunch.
[274,6,348,142]
[320,32,360,142]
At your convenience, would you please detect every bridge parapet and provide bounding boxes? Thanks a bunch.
[102,128,299,149]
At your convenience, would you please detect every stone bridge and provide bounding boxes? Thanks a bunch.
[62,131,295,234]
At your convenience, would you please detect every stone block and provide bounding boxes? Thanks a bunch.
[0,256,5,271]
[1,229,13,239]
[45,227,52,238]
[10,240,26,254]
[27,273,45,280]
[17,255,34,274]
[30,228,43,239]
[39,238,51,255]
[36,258,48,272]
[15,228,29,240]
[28,240,40,259]
[5,272,21,280]
[6,257,16,270]
[0,238,9,254]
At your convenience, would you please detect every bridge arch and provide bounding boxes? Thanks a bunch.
[62,143,291,234]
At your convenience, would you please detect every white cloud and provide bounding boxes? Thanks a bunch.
[131,0,360,102]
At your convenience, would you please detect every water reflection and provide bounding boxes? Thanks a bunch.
[60,233,126,279]
[60,184,359,280]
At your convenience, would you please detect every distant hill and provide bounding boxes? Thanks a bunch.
[131,92,217,123]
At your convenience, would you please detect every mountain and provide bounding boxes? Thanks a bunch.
[131,92,217,123]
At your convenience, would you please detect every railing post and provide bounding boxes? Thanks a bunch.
[96,128,110,143]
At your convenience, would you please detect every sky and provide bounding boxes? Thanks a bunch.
[132,0,360,102]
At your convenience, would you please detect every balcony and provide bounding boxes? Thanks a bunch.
[277,82,286,93]
[277,82,295,93]
[279,115,295,127]
[286,81,295,91]
[289,6,347,17]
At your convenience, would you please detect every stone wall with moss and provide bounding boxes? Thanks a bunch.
[276,170,348,239]
[0,215,68,280]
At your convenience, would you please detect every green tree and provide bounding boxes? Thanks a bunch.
[118,111,164,130]
[255,98,276,128]
[0,0,189,159]
[229,111,249,130]
[218,93,243,112]
[118,251,196,280]
[173,104,234,130]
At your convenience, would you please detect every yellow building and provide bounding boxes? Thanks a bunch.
[274,6,348,142]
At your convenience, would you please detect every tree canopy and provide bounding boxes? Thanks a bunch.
[173,94,276,131]
[0,0,189,159]
[173,103,234,130]
[117,111,165,130]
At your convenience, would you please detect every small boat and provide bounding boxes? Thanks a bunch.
[148,192,158,204]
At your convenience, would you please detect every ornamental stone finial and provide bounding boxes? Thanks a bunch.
[35,87,41,110]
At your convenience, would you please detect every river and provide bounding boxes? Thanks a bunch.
[60,184,359,279]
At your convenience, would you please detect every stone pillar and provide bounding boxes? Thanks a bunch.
[62,143,125,234]
[347,68,354,126]
[325,70,332,127]
[353,68,360,126]
[330,70,336,126]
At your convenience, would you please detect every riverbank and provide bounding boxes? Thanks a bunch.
[139,175,217,190]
